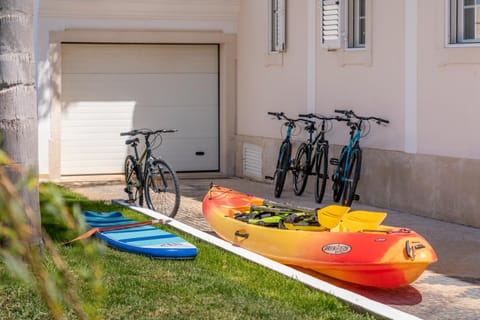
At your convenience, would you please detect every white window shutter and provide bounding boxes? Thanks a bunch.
[271,0,286,52]
[322,0,342,49]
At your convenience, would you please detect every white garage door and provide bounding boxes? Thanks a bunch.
[61,43,219,175]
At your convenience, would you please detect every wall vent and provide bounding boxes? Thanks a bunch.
[243,143,262,179]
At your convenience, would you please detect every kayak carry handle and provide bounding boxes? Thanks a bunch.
[234,230,249,239]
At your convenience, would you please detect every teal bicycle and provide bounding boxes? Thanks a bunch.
[331,110,389,206]
[266,112,303,198]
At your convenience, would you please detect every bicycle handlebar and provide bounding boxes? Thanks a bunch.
[334,109,389,124]
[267,112,303,125]
[299,113,349,122]
[120,128,178,137]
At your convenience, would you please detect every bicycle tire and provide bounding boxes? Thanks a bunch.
[342,147,362,206]
[124,155,143,206]
[314,144,328,203]
[332,146,347,203]
[274,141,291,198]
[144,158,181,218]
[292,143,310,196]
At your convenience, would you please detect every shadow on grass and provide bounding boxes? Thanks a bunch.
[40,183,128,242]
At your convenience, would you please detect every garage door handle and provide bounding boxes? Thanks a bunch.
[195,151,205,156]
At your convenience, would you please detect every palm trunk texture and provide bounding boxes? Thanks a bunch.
[0,0,41,246]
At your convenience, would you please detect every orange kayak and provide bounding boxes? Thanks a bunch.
[202,185,437,288]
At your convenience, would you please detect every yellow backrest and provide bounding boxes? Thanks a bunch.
[335,210,387,232]
[316,205,350,229]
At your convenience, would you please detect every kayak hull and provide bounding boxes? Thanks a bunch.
[202,186,437,288]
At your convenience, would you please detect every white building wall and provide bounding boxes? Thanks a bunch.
[236,0,308,139]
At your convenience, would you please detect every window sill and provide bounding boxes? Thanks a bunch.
[337,48,372,67]
[264,52,283,66]
[440,44,480,65]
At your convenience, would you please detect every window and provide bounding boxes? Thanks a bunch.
[321,0,367,49]
[450,0,480,44]
[269,0,286,53]
[348,0,366,48]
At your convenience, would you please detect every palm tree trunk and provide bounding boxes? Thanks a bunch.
[0,0,41,247]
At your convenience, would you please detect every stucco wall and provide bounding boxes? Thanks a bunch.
[236,0,308,138]
[417,0,480,160]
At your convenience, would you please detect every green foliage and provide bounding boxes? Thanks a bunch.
[0,152,102,320]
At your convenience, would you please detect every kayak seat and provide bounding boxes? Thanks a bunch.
[280,212,326,231]
[316,205,350,230]
[332,210,387,232]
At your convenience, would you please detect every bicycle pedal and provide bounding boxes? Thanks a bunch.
[353,194,360,201]
[265,176,274,180]
[329,158,339,165]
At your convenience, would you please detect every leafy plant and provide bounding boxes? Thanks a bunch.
[0,149,102,319]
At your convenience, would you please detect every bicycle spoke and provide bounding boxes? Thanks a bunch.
[145,159,180,218]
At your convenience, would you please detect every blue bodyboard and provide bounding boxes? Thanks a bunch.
[83,211,198,259]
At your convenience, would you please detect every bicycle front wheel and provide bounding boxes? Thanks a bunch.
[314,144,328,203]
[274,141,291,198]
[124,155,143,206]
[292,143,309,196]
[144,159,181,218]
[342,147,362,206]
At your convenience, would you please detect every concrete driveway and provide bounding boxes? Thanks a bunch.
[62,176,480,320]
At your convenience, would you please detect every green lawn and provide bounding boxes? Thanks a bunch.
[0,184,377,320]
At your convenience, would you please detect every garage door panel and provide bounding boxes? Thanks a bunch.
[62,74,218,106]
[62,161,124,175]
[62,44,218,74]
[152,138,219,172]
[132,106,218,138]
[62,102,135,120]
[61,43,219,174]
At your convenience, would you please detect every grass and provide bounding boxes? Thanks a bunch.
[0,184,377,320]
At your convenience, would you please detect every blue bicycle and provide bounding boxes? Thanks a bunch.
[266,112,303,198]
[331,109,389,206]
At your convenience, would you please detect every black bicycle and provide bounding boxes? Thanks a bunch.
[121,128,181,218]
[331,110,389,206]
[266,112,302,198]
[292,114,348,203]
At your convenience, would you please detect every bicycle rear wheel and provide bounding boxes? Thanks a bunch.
[124,155,143,206]
[332,146,347,203]
[314,144,328,203]
[274,141,291,198]
[292,143,310,196]
[144,158,181,218]
[342,147,362,206]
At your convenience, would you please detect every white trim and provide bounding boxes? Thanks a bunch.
[404,0,417,154]
[307,0,316,113]
[445,43,480,48]
[113,199,422,320]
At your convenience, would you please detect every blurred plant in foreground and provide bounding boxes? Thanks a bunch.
[0,149,103,319]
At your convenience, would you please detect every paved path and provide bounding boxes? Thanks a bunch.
[63,176,480,320]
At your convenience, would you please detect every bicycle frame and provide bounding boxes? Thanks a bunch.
[275,122,294,173]
[298,118,330,175]
[337,121,362,183]
[128,136,154,190]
